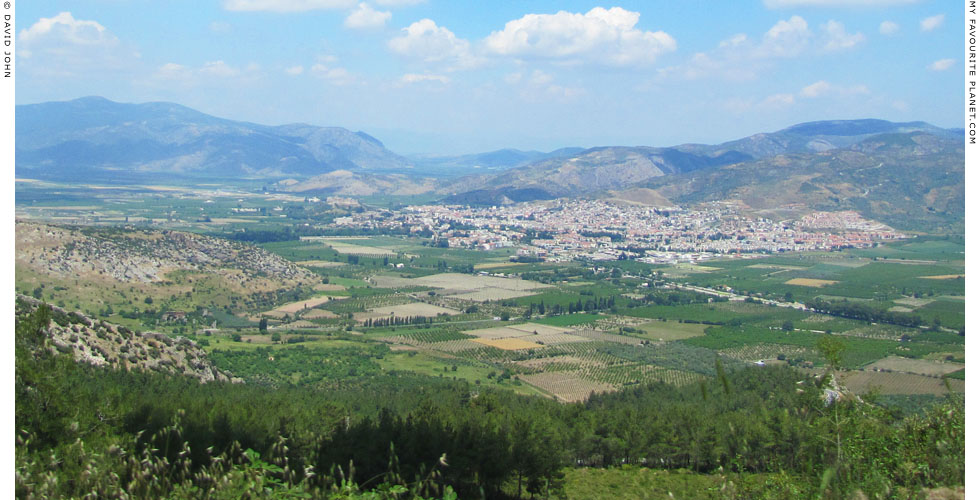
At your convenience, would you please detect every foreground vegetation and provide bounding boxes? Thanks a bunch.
[16,303,963,499]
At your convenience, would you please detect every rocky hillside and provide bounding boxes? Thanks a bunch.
[443,120,959,206]
[17,295,232,383]
[638,132,965,232]
[442,146,751,204]
[15,222,320,314]
[16,222,316,286]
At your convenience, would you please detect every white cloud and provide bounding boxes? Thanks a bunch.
[920,14,944,32]
[311,63,355,84]
[345,3,391,29]
[19,11,114,46]
[399,73,449,84]
[483,7,676,66]
[761,93,795,107]
[503,72,523,84]
[658,16,811,82]
[223,0,355,12]
[375,0,426,5]
[759,15,810,58]
[152,60,261,84]
[765,0,918,6]
[719,33,748,49]
[18,11,138,77]
[388,19,480,69]
[800,80,832,98]
[529,69,553,85]
[285,65,305,75]
[800,80,869,98]
[928,58,955,71]
[822,20,864,51]
[200,60,240,78]
[154,63,192,81]
[879,21,899,35]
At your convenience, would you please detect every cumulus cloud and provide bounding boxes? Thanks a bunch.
[285,65,305,75]
[800,80,832,98]
[764,0,918,6]
[879,21,899,35]
[223,0,355,12]
[822,20,864,51]
[311,63,355,84]
[19,11,115,46]
[483,7,676,66]
[388,19,480,69]
[799,80,869,98]
[399,73,449,84]
[761,93,795,107]
[928,58,955,71]
[375,0,426,5]
[658,16,811,82]
[151,60,262,86]
[345,3,391,29]
[759,15,810,58]
[18,12,139,77]
[920,14,944,32]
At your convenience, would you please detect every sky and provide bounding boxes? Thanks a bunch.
[15,0,964,155]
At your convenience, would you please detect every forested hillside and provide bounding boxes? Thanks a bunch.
[16,302,963,499]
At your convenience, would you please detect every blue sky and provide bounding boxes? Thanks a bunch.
[16,0,963,154]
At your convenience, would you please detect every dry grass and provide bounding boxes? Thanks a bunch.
[354,302,459,321]
[264,296,332,315]
[462,326,531,339]
[508,323,574,335]
[785,278,839,287]
[893,297,936,307]
[865,356,965,377]
[471,337,543,351]
[527,333,593,345]
[919,274,965,280]
[447,289,540,301]
[302,309,338,319]
[313,283,346,292]
[413,273,551,291]
[473,262,528,270]
[841,371,964,395]
[747,264,809,270]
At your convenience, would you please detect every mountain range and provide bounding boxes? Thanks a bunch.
[15,97,965,230]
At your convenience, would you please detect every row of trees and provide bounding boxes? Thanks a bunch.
[805,297,925,328]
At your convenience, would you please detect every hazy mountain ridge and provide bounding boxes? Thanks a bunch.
[443,120,962,211]
[16,96,410,179]
[638,131,965,232]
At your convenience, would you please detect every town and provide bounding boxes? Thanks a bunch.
[330,199,906,264]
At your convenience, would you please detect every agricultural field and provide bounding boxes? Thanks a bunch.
[353,302,460,321]
[864,356,965,377]
[14,196,967,409]
[838,371,964,396]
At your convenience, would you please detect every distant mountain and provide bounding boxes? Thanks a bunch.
[698,119,960,158]
[638,131,965,232]
[442,119,962,209]
[16,96,412,181]
[409,147,584,177]
[442,146,752,204]
[277,169,439,196]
